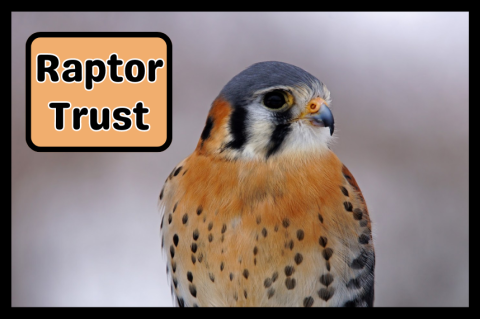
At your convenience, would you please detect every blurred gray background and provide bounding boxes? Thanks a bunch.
[11,12,468,307]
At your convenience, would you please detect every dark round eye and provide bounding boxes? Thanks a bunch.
[263,90,286,109]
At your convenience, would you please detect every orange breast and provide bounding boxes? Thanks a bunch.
[160,149,374,307]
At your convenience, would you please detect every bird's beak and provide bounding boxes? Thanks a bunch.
[301,97,335,135]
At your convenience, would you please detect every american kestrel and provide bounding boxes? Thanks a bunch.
[159,61,375,307]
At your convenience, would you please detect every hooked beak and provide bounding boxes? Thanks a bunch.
[302,97,335,136]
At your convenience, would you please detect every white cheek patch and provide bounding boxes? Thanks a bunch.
[240,103,275,158]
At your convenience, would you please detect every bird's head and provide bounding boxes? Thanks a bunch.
[196,61,334,161]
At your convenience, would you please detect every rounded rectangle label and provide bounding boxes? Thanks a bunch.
[26,32,172,151]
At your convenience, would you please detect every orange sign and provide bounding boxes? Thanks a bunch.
[26,32,172,151]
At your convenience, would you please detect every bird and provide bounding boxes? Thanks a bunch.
[159,61,375,307]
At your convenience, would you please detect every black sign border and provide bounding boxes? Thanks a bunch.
[26,32,172,152]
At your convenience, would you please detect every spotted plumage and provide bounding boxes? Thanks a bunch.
[159,61,374,307]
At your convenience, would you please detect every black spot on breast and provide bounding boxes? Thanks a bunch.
[160,217,164,229]
[262,228,267,237]
[191,243,198,253]
[173,202,178,213]
[244,290,248,299]
[296,229,304,241]
[209,273,215,282]
[182,214,188,224]
[176,296,184,307]
[353,208,363,220]
[344,202,353,212]
[229,273,234,281]
[208,234,213,242]
[226,106,248,150]
[187,271,193,282]
[173,166,182,176]
[340,186,349,196]
[320,273,334,287]
[274,225,279,232]
[197,206,203,216]
[173,234,179,247]
[267,288,275,299]
[243,269,249,279]
[183,169,188,176]
[191,255,196,264]
[294,253,303,265]
[159,188,164,200]
[266,123,292,159]
[220,262,224,271]
[322,248,333,261]
[173,277,178,289]
[319,236,328,247]
[201,116,214,141]
[285,278,296,290]
[264,278,272,288]
[282,218,290,228]
[351,250,368,269]
[170,245,175,258]
[193,229,199,241]
[360,220,368,227]
[303,296,314,307]
[189,284,197,297]
[221,224,227,234]
[346,277,361,289]
[285,266,295,276]
[318,287,335,301]
[168,167,176,180]
[343,172,352,182]
[256,216,261,224]
[287,240,294,250]
[198,253,203,263]
[318,213,324,223]
[359,234,370,244]
[253,246,258,255]
[172,261,176,273]
[168,214,172,224]
[272,272,278,282]
[326,261,331,271]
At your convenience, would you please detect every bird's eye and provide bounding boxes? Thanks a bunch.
[263,90,286,109]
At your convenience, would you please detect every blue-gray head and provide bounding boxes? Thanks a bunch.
[198,61,334,160]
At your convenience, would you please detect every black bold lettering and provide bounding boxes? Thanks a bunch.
[48,102,71,131]
[132,101,150,131]
[37,54,60,82]
[112,108,132,131]
[107,54,124,83]
[62,59,82,83]
[148,59,164,82]
[85,60,106,90]
[90,107,110,131]
[125,60,145,83]
[72,107,89,130]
